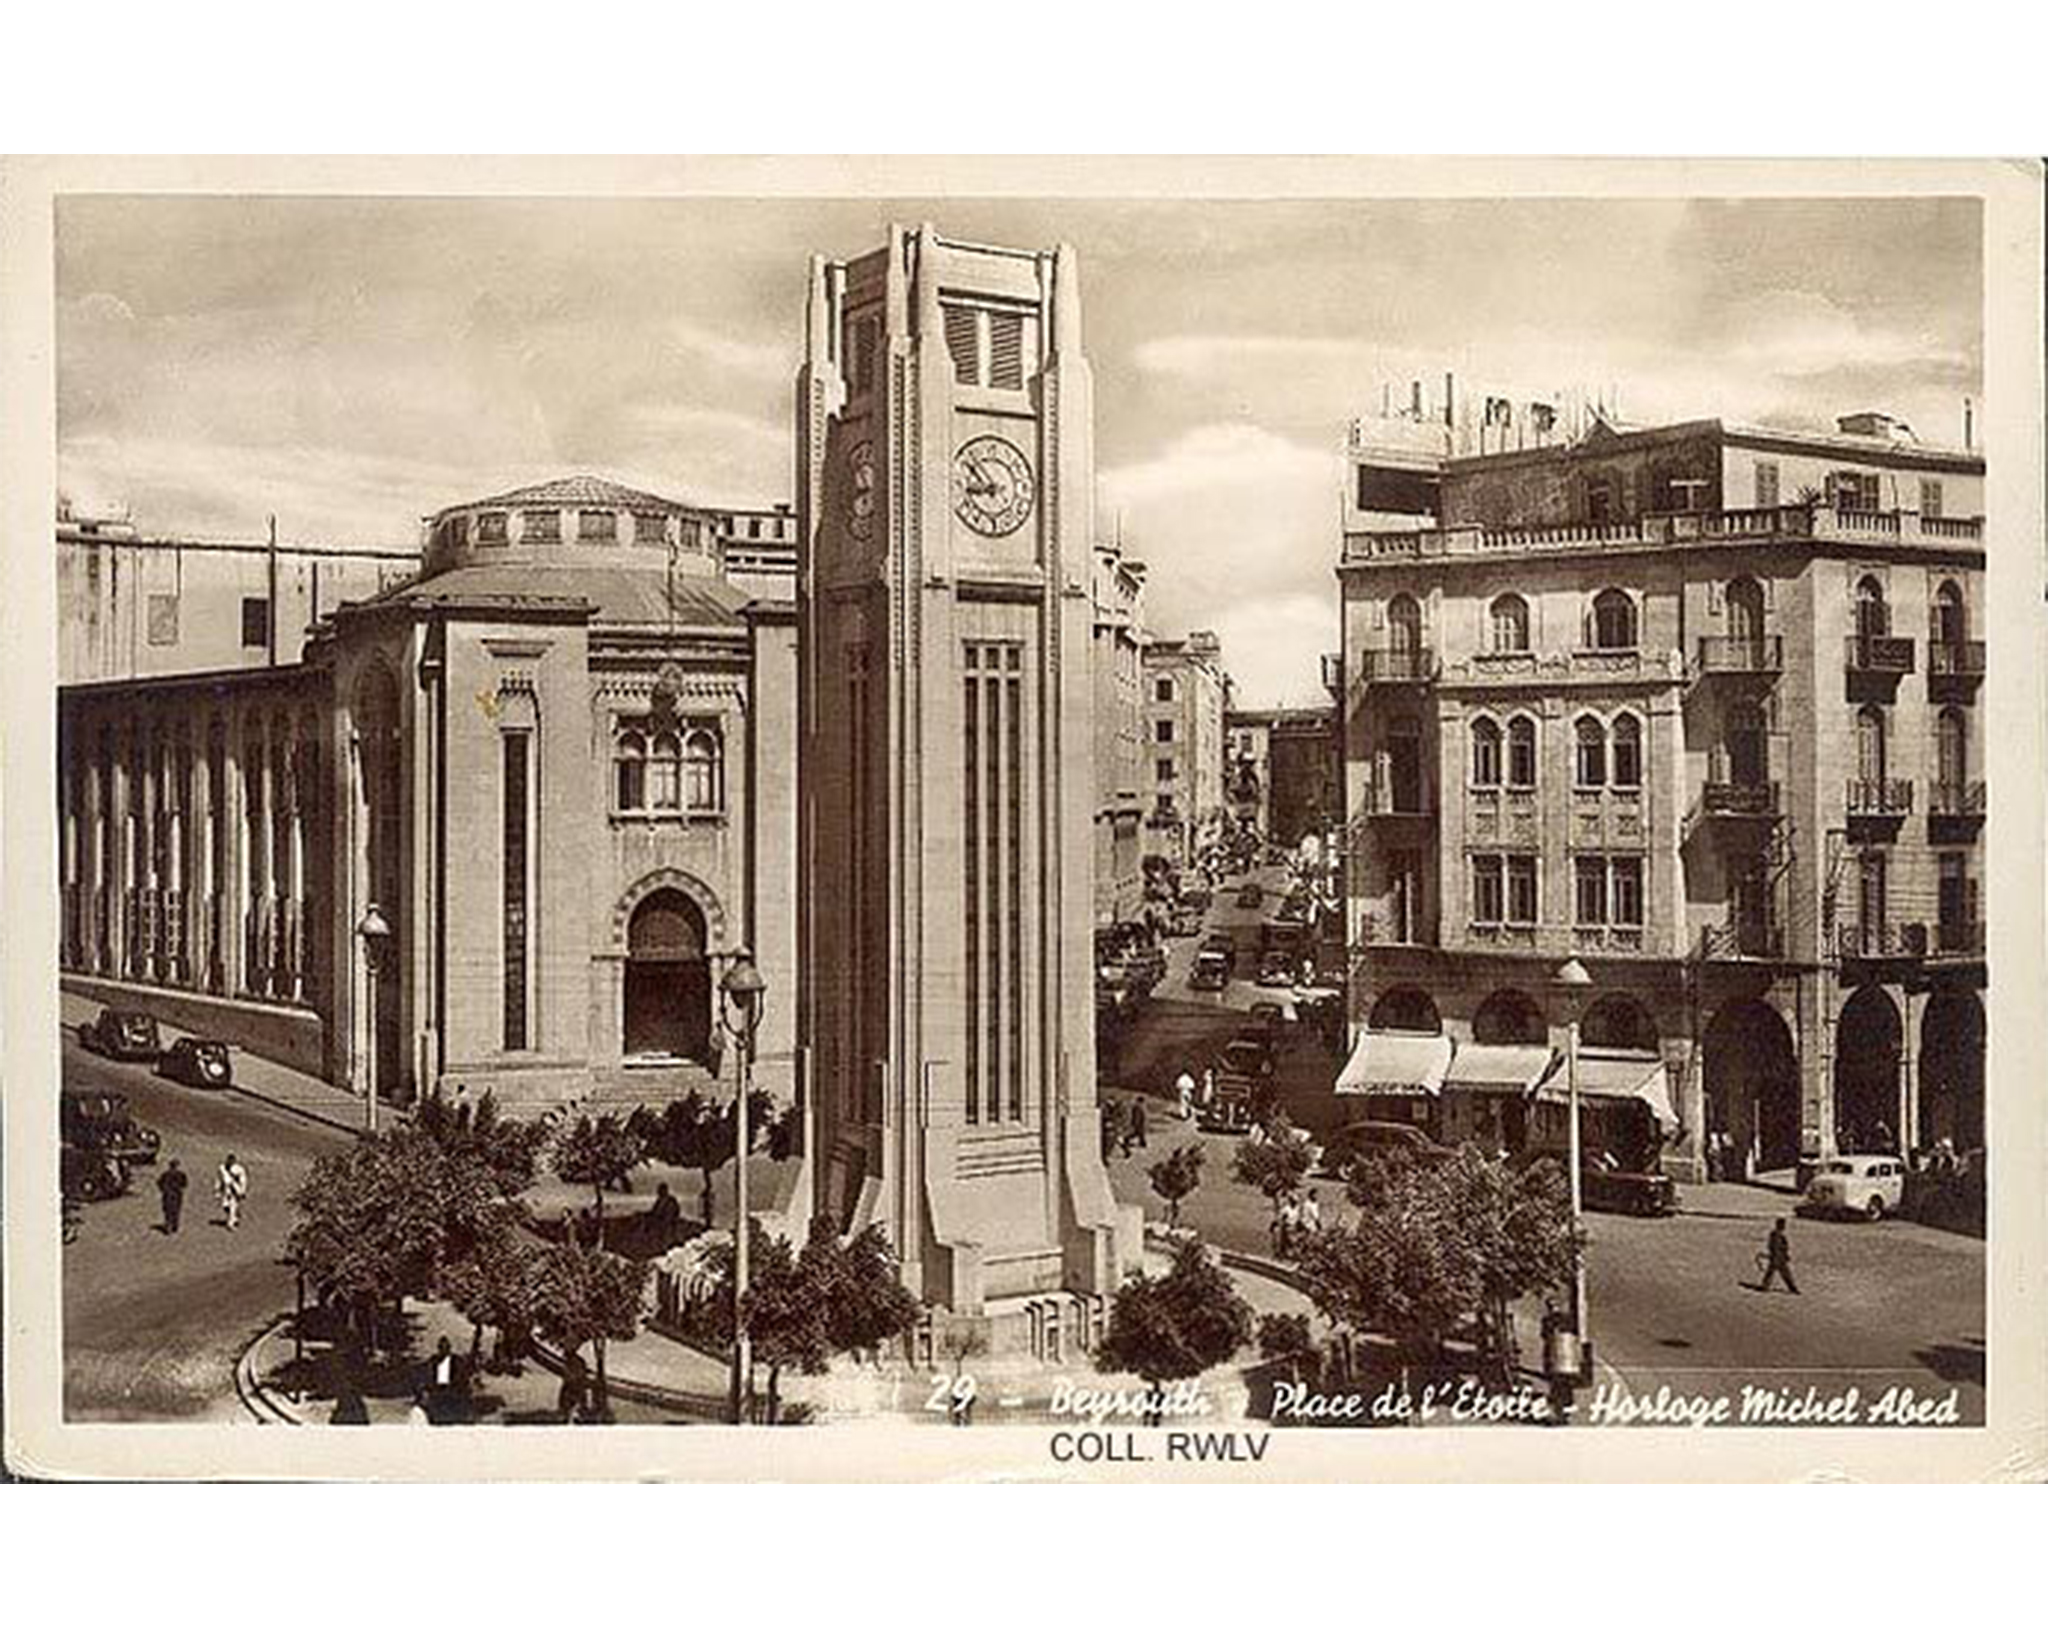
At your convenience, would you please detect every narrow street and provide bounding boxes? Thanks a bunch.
[60,1028,350,1422]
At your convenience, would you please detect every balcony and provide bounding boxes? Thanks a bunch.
[1681,781,1779,847]
[1928,780,1986,820]
[1928,638,1986,697]
[1341,503,1983,568]
[1356,783,1434,822]
[1931,919,1985,961]
[1845,777,1914,820]
[1698,919,1786,962]
[1844,634,1916,677]
[1352,647,1438,686]
[1693,634,1783,678]
[1837,922,1927,961]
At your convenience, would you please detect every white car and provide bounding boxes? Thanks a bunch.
[1803,1155,1906,1220]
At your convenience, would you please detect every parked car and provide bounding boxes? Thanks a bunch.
[1122,944,1167,993]
[1236,883,1264,910]
[79,1007,161,1062]
[61,1090,161,1166]
[1525,1149,1678,1217]
[61,1142,132,1203]
[158,1035,233,1089]
[1181,886,1213,916]
[1322,1120,1452,1173]
[1256,948,1302,987]
[1802,1154,1907,1220]
[1212,1036,1276,1089]
[1189,948,1233,992]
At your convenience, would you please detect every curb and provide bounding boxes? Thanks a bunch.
[525,1335,730,1422]
[233,1314,306,1425]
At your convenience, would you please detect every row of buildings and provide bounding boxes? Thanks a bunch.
[1332,391,1988,1182]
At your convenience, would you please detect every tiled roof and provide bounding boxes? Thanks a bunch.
[445,476,697,515]
[353,563,749,629]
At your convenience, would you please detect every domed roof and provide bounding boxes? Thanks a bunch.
[443,475,698,515]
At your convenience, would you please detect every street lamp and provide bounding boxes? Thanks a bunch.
[1551,956,1594,1384]
[356,904,393,1135]
[718,951,767,1424]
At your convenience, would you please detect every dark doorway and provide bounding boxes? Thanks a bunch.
[1918,991,1985,1152]
[1835,986,1901,1152]
[624,889,710,1061]
[1704,997,1799,1174]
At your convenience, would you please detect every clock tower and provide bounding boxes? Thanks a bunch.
[796,225,1140,1341]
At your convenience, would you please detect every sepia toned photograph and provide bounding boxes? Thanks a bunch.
[4,157,2043,1481]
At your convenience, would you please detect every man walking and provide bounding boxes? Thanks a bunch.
[157,1157,188,1235]
[1175,1070,1196,1123]
[1129,1096,1149,1152]
[1758,1216,1800,1293]
[217,1152,249,1231]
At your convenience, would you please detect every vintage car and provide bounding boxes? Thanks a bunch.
[1321,1119,1453,1174]
[1256,948,1301,987]
[61,1142,132,1203]
[1518,1148,1679,1216]
[61,1090,161,1166]
[1235,882,1264,910]
[1801,1154,1907,1220]
[79,1007,162,1062]
[1121,943,1167,994]
[1244,1001,1289,1048]
[1189,948,1233,992]
[158,1035,234,1089]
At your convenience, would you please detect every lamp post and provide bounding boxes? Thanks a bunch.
[356,904,393,1135]
[717,951,767,1424]
[1552,957,1594,1382]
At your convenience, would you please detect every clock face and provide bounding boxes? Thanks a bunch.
[952,435,1035,538]
[847,440,876,540]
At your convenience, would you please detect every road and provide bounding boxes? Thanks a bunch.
[1101,861,1987,1426]
[61,1029,350,1422]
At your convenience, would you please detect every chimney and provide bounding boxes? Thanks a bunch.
[1963,398,1974,450]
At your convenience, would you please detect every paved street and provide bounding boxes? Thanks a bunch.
[61,1027,350,1421]
[1101,863,1987,1425]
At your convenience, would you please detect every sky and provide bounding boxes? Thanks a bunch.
[57,195,1981,706]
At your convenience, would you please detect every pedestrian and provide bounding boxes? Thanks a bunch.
[1276,1193,1301,1258]
[557,1352,589,1424]
[1757,1216,1800,1294]
[1872,1119,1894,1156]
[1129,1097,1149,1152]
[216,1152,248,1231]
[1175,1070,1195,1122]
[156,1157,188,1235]
[1102,1097,1123,1162]
[647,1181,682,1250]
[1299,1188,1322,1238]
[424,1335,462,1422]
[1201,1067,1217,1112]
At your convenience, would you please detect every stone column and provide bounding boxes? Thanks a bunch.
[166,736,187,986]
[84,741,104,971]
[109,729,130,978]
[223,717,246,996]
[1899,985,1920,1154]
[195,731,216,992]
[288,727,307,1002]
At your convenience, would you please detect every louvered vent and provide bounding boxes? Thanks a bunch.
[943,303,979,384]
[988,310,1025,389]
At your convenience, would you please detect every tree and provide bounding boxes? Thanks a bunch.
[287,1127,508,1354]
[802,1219,921,1363]
[1256,1311,1318,1393]
[740,1231,828,1425]
[441,1216,543,1371]
[416,1086,547,1191]
[1094,1239,1253,1423]
[551,1112,647,1220]
[1299,1147,1580,1385]
[531,1237,648,1418]
[1232,1118,1315,1223]
[1147,1143,1205,1228]
[641,1088,779,1227]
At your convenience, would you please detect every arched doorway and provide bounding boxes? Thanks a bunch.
[624,889,711,1062]
[1704,997,1799,1175]
[1918,991,1984,1152]
[1473,988,1545,1045]
[1835,986,1901,1153]
[1370,986,1441,1034]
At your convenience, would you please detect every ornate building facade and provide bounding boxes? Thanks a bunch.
[58,475,799,1112]
[796,225,1140,1348]
[1338,408,1987,1182]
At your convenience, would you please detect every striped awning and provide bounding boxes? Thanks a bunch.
[1335,1031,1454,1098]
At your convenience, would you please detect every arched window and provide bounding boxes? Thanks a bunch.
[1473,988,1546,1046]
[1855,706,1887,785]
[1489,594,1529,655]
[1936,707,1967,791]
[648,731,683,811]
[1933,580,1966,647]
[1574,715,1607,788]
[1582,994,1658,1053]
[1369,986,1441,1034]
[1506,716,1537,787]
[1471,717,1502,787]
[1387,593,1422,655]
[1591,588,1637,650]
[682,727,723,813]
[1725,576,1765,643]
[1611,713,1643,788]
[1854,576,1889,639]
[614,729,647,811]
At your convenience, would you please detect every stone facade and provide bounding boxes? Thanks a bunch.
[1228,705,1339,848]
[1339,411,1987,1182]
[1144,630,1231,866]
[796,225,1140,1344]
[58,475,800,1114]
[1091,541,1148,926]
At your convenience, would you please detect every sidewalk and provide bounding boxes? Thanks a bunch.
[61,988,374,1134]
